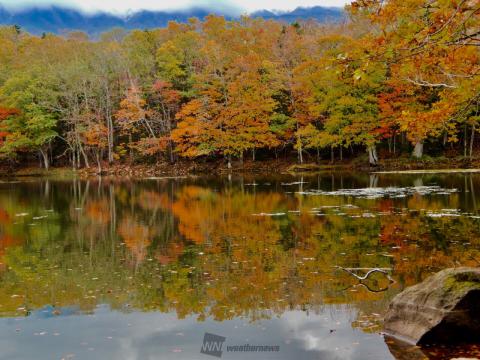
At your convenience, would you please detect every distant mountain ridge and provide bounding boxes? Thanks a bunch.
[0,5,344,35]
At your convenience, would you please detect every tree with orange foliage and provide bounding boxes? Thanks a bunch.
[148,80,181,162]
[0,107,19,146]
[116,86,153,136]
[171,99,220,158]
[115,85,155,161]
[81,112,109,173]
[350,0,480,157]
[218,60,279,162]
[0,11,478,168]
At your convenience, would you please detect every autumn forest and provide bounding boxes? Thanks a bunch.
[0,0,479,171]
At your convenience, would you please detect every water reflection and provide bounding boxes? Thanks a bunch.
[0,173,479,359]
[1,305,392,360]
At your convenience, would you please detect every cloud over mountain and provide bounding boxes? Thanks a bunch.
[0,4,344,35]
[0,0,347,14]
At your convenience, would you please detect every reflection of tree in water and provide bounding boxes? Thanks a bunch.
[0,176,479,332]
[118,217,152,266]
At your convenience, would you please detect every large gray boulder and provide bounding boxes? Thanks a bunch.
[384,267,480,345]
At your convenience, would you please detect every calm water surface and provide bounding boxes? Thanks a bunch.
[1,172,480,360]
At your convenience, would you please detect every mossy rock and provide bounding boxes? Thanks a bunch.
[384,267,480,345]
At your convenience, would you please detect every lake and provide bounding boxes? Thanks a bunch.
[1,172,480,360]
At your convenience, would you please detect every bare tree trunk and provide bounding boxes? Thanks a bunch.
[96,152,102,174]
[169,141,175,164]
[470,124,475,159]
[129,133,133,163]
[39,149,49,170]
[107,114,114,163]
[412,142,423,158]
[298,143,303,164]
[48,143,52,168]
[368,145,378,166]
[76,148,81,169]
[79,143,90,168]
[105,83,114,163]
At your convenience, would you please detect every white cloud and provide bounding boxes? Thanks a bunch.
[0,0,348,14]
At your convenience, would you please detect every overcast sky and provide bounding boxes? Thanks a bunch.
[0,0,348,14]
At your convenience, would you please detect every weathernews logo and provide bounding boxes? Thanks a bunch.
[200,333,226,358]
[200,332,280,358]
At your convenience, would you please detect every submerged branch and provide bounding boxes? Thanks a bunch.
[335,266,395,283]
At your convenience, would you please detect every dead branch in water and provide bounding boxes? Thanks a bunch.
[335,266,395,283]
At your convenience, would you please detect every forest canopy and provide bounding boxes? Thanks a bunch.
[0,0,479,170]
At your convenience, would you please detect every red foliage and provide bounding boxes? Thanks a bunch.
[0,107,19,143]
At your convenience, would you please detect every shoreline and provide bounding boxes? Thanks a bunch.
[3,155,480,178]
[372,169,480,174]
